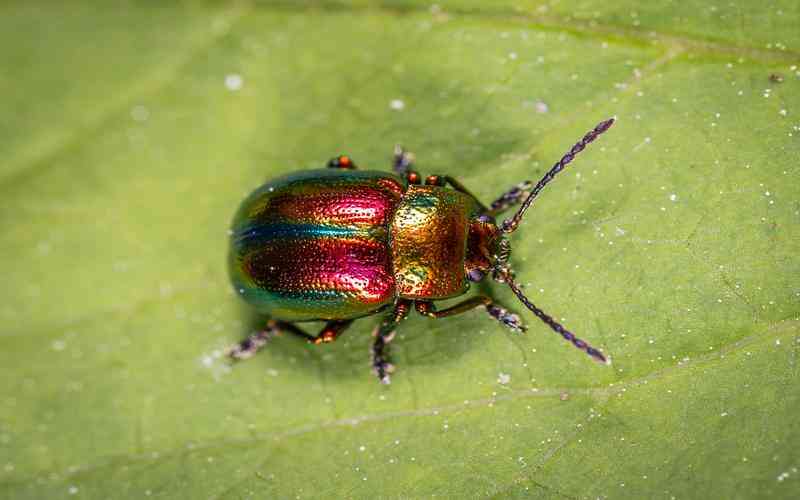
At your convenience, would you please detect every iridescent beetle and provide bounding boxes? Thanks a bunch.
[228,119,614,383]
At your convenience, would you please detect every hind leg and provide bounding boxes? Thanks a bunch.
[228,320,282,360]
[228,319,354,360]
[285,320,354,344]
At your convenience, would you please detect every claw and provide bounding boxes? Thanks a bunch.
[372,360,396,383]
[502,313,527,332]
[227,329,276,360]
[227,346,253,360]
[487,305,526,332]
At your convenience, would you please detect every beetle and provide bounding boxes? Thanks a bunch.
[228,118,615,383]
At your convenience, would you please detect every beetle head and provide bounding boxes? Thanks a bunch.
[465,214,503,283]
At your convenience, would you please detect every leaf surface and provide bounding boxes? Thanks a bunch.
[1,2,798,498]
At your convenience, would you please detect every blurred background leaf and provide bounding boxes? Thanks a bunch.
[1,1,798,498]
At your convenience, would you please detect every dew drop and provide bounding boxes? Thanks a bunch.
[130,105,150,122]
[225,73,243,91]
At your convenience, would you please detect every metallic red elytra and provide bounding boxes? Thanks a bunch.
[229,119,615,383]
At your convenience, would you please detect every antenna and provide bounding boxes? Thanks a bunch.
[502,272,608,364]
[502,118,616,233]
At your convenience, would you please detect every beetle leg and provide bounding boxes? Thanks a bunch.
[328,155,357,169]
[310,320,354,344]
[228,319,282,360]
[228,319,354,361]
[423,173,492,212]
[392,145,421,185]
[270,320,354,344]
[424,175,445,186]
[485,181,534,217]
[441,176,490,212]
[371,299,412,384]
[415,297,526,332]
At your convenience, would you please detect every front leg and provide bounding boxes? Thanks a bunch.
[371,299,412,384]
[431,175,490,213]
[486,181,533,217]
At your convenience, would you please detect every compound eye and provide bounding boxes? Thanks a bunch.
[477,214,493,224]
[467,269,485,282]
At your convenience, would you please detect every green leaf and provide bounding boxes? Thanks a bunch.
[1,1,798,498]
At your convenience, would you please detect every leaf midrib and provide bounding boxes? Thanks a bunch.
[257,0,800,61]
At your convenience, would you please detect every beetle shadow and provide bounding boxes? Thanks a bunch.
[389,280,525,374]
[238,306,377,381]
[237,278,532,382]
